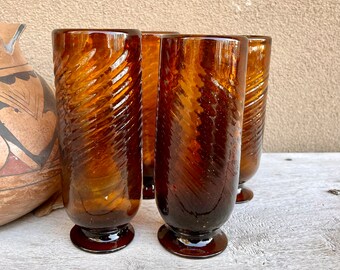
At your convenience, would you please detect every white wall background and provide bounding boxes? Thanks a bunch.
[1,0,339,151]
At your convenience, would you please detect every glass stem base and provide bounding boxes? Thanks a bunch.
[236,184,254,203]
[143,175,155,199]
[70,223,134,253]
[157,224,228,258]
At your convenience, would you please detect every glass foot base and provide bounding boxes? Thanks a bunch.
[143,176,155,199]
[157,224,228,258]
[70,223,134,253]
[236,185,254,203]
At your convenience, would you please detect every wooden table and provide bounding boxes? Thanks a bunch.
[1,153,339,269]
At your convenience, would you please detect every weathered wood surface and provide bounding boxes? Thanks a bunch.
[0,153,339,269]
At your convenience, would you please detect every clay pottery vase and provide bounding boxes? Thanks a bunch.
[0,23,62,226]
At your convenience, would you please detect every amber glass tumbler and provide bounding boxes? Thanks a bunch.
[53,29,142,253]
[154,35,248,258]
[237,36,272,203]
[141,32,179,199]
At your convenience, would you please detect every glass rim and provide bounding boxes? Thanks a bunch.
[246,35,272,42]
[52,28,141,36]
[160,34,248,43]
[142,31,180,36]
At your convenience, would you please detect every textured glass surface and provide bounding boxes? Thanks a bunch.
[141,32,178,199]
[142,34,161,176]
[239,36,272,184]
[154,35,248,258]
[53,29,142,230]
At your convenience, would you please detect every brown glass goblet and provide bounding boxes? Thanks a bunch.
[237,36,272,203]
[154,35,248,258]
[141,31,179,199]
[53,29,143,253]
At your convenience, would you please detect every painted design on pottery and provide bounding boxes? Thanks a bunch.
[0,71,57,176]
[0,23,62,226]
[0,25,57,176]
[0,24,25,54]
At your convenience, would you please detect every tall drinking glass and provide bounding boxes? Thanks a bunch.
[155,35,248,258]
[141,31,179,199]
[53,29,143,253]
[237,36,272,203]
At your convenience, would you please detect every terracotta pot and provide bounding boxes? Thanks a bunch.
[0,23,62,226]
